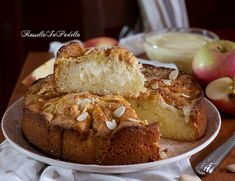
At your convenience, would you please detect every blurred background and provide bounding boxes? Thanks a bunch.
[1,0,235,117]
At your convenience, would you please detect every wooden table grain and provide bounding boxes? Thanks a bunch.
[1,52,235,180]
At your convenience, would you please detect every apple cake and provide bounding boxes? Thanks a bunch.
[22,42,207,165]
[23,76,160,165]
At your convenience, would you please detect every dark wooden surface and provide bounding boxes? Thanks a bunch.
[0,52,235,180]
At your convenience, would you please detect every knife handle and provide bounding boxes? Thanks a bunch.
[195,133,235,175]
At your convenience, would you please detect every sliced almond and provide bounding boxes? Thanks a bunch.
[179,174,201,181]
[181,93,190,98]
[105,119,117,130]
[163,79,172,86]
[169,69,179,80]
[151,83,159,89]
[77,98,92,105]
[77,112,89,122]
[226,164,235,172]
[113,106,126,117]
[84,48,95,55]
[128,118,140,123]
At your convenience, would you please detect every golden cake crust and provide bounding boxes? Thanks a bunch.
[23,109,160,164]
[56,42,85,59]
[23,76,160,165]
[56,42,136,65]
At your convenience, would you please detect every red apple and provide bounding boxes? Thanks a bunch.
[192,40,235,86]
[83,37,118,48]
[205,77,235,115]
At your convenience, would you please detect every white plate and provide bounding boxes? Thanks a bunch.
[1,98,221,173]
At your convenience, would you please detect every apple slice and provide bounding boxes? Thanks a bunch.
[206,77,235,115]
[206,77,233,100]
[22,58,55,86]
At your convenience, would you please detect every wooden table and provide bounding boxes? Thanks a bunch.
[1,52,235,180]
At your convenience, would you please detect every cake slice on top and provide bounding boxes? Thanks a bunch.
[54,42,146,97]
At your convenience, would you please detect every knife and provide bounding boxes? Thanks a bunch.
[195,133,235,175]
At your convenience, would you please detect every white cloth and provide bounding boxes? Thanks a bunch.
[119,33,145,55]
[0,141,44,181]
[0,141,200,181]
[138,0,189,31]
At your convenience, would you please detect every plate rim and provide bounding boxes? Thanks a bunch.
[1,97,221,173]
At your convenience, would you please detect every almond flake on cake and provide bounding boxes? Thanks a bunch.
[169,69,179,80]
[105,119,117,130]
[113,106,126,117]
[77,112,89,122]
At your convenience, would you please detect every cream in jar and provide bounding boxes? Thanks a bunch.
[144,31,216,73]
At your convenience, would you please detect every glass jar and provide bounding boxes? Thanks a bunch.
[143,28,219,74]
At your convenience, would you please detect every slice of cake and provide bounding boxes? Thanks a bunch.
[54,42,146,97]
[23,76,160,165]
